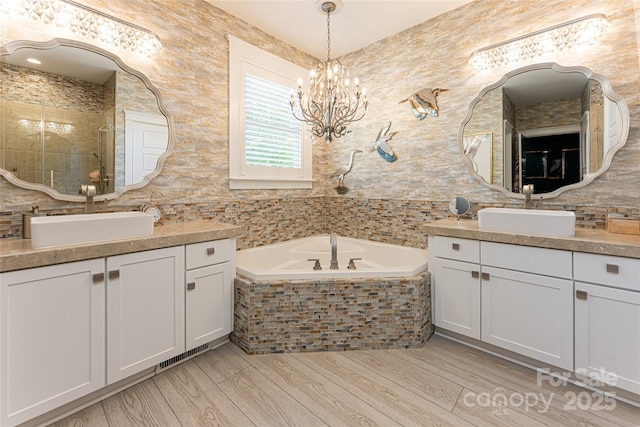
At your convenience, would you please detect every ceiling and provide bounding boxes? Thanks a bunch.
[3,46,119,85]
[205,0,474,58]
[503,69,589,106]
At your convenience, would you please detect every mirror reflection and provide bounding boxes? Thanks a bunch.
[460,63,629,198]
[0,40,171,200]
[449,196,471,217]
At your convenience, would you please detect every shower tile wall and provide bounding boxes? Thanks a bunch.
[1,63,110,194]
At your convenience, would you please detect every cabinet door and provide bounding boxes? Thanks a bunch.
[433,258,481,339]
[106,246,185,384]
[481,266,573,370]
[186,262,232,350]
[575,282,640,395]
[1,259,105,427]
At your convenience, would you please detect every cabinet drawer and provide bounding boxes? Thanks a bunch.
[481,241,572,279]
[574,252,640,291]
[186,239,234,270]
[431,236,480,263]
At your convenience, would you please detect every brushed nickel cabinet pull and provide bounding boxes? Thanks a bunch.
[92,273,104,284]
[108,270,120,280]
[606,264,619,274]
[187,282,196,291]
[481,272,490,280]
[471,271,479,278]
[452,243,460,251]
[576,290,588,300]
[206,247,215,255]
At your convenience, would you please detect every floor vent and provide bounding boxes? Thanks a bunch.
[156,343,210,372]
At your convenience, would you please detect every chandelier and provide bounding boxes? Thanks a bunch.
[290,1,367,143]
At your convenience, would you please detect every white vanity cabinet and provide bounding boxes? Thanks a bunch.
[430,236,481,339]
[185,238,235,351]
[106,246,185,383]
[481,242,574,371]
[574,252,640,395]
[430,237,574,371]
[0,259,106,427]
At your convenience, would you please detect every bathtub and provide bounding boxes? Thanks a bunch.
[232,235,432,354]
[236,234,428,280]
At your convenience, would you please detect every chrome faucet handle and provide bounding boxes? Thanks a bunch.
[307,258,322,270]
[348,258,362,270]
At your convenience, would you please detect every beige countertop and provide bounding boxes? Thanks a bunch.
[424,219,640,259]
[0,220,243,272]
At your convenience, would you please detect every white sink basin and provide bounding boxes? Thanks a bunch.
[30,212,155,248]
[478,208,576,237]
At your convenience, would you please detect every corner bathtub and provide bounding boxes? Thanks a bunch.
[232,235,433,354]
[236,234,428,280]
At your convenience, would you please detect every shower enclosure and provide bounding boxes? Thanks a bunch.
[0,99,115,195]
[1,60,117,195]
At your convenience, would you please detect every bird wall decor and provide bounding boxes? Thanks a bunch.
[329,150,362,193]
[370,121,398,162]
[399,88,449,120]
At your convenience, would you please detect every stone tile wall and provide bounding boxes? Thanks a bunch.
[1,0,638,245]
[231,271,431,354]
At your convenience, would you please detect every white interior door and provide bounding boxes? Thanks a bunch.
[124,110,168,185]
[580,111,589,176]
[503,119,514,190]
[603,97,619,153]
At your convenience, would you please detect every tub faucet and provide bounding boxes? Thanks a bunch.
[330,233,338,270]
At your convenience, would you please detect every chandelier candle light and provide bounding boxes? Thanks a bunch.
[290,0,367,143]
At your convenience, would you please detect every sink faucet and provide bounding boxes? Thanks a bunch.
[330,233,338,270]
[522,184,534,209]
[79,184,97,213]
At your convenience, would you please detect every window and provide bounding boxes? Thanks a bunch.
[228,36,311,189]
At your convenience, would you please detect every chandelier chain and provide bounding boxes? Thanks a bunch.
[326,7,331,62]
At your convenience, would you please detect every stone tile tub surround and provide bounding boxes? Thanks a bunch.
[231,234,431,354]
[232,272,431,354]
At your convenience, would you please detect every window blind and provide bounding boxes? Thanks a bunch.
[244,73,302,168]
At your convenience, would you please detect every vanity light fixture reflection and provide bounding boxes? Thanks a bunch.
[18,119,74,134]
[469,14,608,71]
[0,0,162,57]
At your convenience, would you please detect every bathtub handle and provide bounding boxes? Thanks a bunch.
[348,258,362,270]
[307,258,322,270]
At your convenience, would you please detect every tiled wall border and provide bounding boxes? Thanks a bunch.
[2,197,638,245]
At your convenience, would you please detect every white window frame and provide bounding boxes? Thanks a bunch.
[228,36,312,189]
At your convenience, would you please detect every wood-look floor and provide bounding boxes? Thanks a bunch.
[49,335,640,427]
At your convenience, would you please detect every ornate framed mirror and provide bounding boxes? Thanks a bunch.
[459,63,629,199]
[0,39,174,202]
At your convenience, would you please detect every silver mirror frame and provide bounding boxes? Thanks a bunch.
[459,62,630,199]
[449,196,471,217]
[0,38,175,202]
